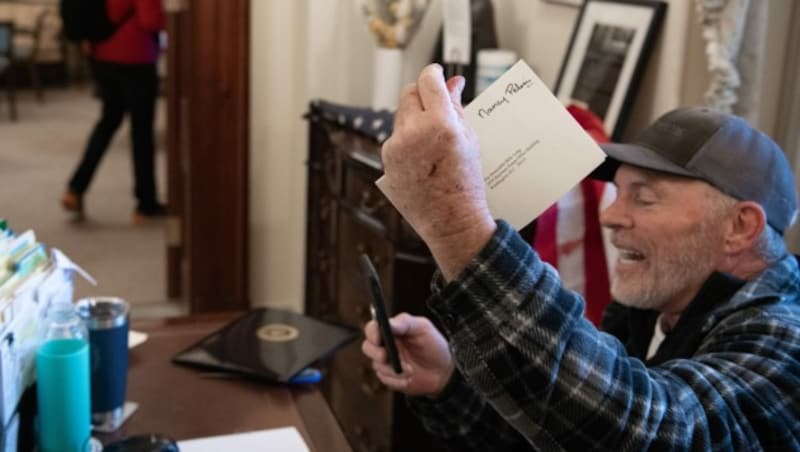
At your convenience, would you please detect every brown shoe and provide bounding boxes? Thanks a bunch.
[61,191,85,220]
[132,202,167,225]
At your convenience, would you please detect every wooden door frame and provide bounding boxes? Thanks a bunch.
[166,0,250,313]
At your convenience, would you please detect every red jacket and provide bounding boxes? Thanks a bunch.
[91,0,165,64]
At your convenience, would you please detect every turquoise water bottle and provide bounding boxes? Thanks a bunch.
[36,304,92,452]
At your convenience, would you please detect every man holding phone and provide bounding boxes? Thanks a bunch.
[361,64,800,450]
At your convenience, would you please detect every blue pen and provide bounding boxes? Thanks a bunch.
[289,367,322,385]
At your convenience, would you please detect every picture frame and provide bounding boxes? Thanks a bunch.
[554,0,667,140]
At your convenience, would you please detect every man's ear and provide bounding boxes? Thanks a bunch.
[723,201,767,253]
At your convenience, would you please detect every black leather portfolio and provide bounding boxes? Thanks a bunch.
[172,308,357,382]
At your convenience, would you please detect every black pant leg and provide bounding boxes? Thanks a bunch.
[120,63,159,211]
[68,61,125,194]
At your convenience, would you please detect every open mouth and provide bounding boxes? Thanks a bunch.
[616,248,645,264]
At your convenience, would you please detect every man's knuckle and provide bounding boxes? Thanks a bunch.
[436,126,458,145]
[400,83,417,97]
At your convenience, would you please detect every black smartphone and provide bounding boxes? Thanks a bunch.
[359,254,403,374]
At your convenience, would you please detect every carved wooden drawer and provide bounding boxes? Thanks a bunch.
[336,213,394,327]
[342,160,394,233]
[310,200,338,321]
[328,343,392,452]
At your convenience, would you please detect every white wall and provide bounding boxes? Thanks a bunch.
[250,0,310,311]
[250,0,444,311]
[305,0,444,106]
[250,0,794,311]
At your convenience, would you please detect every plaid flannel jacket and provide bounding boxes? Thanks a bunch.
[408,221,800,451]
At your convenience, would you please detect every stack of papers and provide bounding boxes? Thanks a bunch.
[0,220,95,427]
[0,229,48,320]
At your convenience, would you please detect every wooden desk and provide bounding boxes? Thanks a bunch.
[95,315,352,452]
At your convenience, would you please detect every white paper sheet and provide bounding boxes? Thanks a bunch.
[465,59,606,229]
[376,59,606,231]
[177,427,310,452]
[128,330,148,349]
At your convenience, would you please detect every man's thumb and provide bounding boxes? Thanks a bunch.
[389,312,416,337]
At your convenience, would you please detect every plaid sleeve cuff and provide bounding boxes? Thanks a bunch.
[406,368,529,449]
[406,368,479,422]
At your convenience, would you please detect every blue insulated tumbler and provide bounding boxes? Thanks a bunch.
[75,297,130,431]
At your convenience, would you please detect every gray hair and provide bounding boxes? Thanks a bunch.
[756,225,789,263]
[706,186,788,263]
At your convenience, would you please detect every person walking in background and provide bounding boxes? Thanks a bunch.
[61,0,166,224]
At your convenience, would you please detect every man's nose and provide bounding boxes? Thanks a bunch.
[600,198,633,230]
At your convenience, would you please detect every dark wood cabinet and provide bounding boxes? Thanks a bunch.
[305,114,444,452]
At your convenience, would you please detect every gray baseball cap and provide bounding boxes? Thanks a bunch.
[592,106,798,233]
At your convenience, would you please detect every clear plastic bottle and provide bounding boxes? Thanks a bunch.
[42,304,87,342]
[36,304,92,452]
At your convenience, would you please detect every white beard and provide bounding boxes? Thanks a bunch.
[610,219,721,311]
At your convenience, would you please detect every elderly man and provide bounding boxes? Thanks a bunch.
[361,64,800,450]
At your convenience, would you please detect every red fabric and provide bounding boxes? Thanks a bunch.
[535,197,559,267]
[92,0,164,64]
[566,104,607,141]
[533,105,612,326]
[580,179,611,325]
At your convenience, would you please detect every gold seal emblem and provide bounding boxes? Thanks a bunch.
[256,323,299,342]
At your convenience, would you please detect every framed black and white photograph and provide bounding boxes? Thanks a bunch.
[554,0,666,140]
